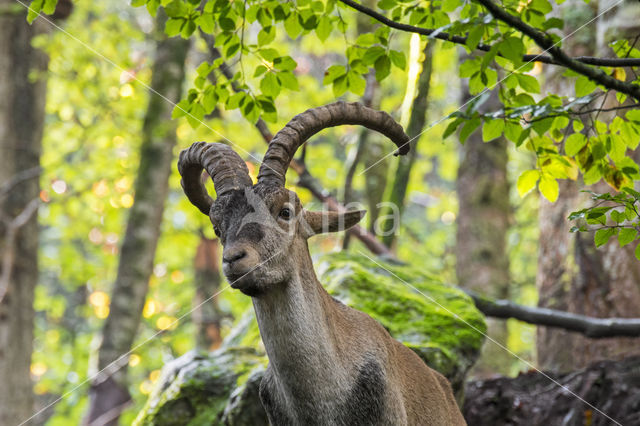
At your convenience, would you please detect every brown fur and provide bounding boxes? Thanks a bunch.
[201,186,466,425]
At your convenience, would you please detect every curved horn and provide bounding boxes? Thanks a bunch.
[257,101,409,187]
[178,142,253,215]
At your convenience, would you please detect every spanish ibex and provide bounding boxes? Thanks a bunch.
[178,102,465,425]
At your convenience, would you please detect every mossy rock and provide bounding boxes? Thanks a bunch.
[133,347,268,426]
[318,252,486,394]
[136,253,486,425]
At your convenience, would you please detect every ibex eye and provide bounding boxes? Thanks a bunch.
[279,207,292,220]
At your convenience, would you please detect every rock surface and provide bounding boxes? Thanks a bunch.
[463,355,640,426]
[135,253,486,425]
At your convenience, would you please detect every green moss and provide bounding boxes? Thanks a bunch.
[133,348,267,426]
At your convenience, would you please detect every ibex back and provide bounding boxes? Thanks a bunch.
[178,102,466,425]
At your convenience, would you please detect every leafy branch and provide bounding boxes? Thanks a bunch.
[338,0,640,68]
[568,188,640,259]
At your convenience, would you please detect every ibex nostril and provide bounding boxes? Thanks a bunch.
[223,250,246,264]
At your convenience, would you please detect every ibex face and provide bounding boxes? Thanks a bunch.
[206,184,365,295]
[178,102,409,296]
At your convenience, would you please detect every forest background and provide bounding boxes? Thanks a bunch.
[2,0,640,424]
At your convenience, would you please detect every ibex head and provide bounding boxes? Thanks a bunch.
[178,102,408,296]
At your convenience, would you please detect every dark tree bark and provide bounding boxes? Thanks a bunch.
[537,0,640,372]
[380,41,434,249]
[85,12,190,425]
[456,79,511,376]
[193,236,224,351]
[0,4,49,424]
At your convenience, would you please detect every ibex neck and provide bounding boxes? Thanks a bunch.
[252,261,347,398]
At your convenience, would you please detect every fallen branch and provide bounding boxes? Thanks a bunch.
[466,290,640,338]
[338,0,640,68]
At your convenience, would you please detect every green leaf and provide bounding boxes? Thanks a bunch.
[226,92,246,109]
[530,0,552,14]
[374,55,391,81]
[504,121,523,143]
[443,118,463,140]
[516,74,540,93]
[498,37,524,64]
[635,243,640,260]
[459,118,482,144]
[260,72,281,97]
[466,25,484,51]
[332,74,348,97]
[564,133,586,156]
[517,170,540,197]
[482,119,504,142]
[539,175,559,202]
[165,0,188,18]
[316,15,332,41]
[284,13,302,39]
[258,26,276,45]
[273,56,297,71]
[389,50,406,70]
[363,46,386,65]
[347,71,366,96]
[594,228,616,248]
[610,210,626,223]
[618,228,637,247]
[171,99,190,119]
[165,18,184,37]
[27,0,44,23]
[323,65,347,85]
[575,76,596,97]
[198,13,215,34]
[259,48,279,61]
[254,65,268,77]
[277,71,299,91]
[42,0,57,14]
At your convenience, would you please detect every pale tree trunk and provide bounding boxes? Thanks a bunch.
[0,4,49,424]
[193,236,223,351]
[537,0,640,371]
[456,80,511,376]
[85,13,189,425]
[381,40,434,249]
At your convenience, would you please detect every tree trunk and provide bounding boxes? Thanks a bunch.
[381,40,434,249]
[456,80,511,376]
[85,13,189,425]
[0,4,49,424]
[536,0,640,371]
[193,236,223,351]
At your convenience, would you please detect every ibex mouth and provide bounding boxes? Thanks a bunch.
[227,272,264,297]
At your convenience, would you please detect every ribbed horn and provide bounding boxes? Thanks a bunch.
[257,101,409,187]
[178,142,253,215]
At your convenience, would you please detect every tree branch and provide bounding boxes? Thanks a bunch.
[338,0,640,69]
[466,290,640,338]
[474,0,640,101]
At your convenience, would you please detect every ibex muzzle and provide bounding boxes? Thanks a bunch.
[179,102,466,425]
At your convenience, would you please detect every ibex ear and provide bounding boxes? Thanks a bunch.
[301,210,366,238]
